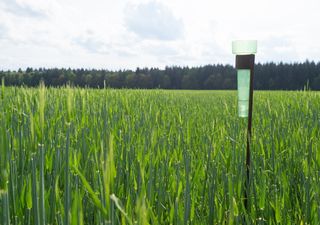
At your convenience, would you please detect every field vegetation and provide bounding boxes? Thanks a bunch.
[0,84,320,224]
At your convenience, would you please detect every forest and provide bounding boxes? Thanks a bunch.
[1,61,320,90]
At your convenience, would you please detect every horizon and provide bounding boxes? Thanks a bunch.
[1,59,319,72]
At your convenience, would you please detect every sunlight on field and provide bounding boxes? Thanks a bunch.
[0,87,319,224]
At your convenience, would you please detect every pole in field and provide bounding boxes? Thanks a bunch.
[232,40,257,209]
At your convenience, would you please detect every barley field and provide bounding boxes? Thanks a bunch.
[0,84,319,224]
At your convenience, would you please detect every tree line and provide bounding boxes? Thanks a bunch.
[1,61,320,90]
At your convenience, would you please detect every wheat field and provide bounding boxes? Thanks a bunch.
[0,85,319,224]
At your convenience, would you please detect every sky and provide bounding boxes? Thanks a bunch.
[0,0,319,70]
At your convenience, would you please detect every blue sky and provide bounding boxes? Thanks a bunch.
[0,0,319,70]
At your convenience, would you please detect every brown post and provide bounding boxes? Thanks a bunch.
[235,54,255,209]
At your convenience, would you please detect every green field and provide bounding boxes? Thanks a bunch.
[0,86,320,224]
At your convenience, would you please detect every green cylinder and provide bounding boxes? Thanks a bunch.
[237,69,250,117]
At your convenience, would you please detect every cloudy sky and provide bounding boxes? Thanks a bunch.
[0,0,319,70]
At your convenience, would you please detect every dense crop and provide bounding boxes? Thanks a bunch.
[0,85,319,224]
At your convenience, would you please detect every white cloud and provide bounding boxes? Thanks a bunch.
[0,0,319,70]
[124,1,184,40]
[0,24,8,39]
[0,0,48,18]
[73,31,110,55]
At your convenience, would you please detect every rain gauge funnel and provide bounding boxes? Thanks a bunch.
[232,40,257,117]
[232,40,257,209]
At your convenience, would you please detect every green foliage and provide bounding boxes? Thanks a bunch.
[1,61,320,90]
[0,87,319,224]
